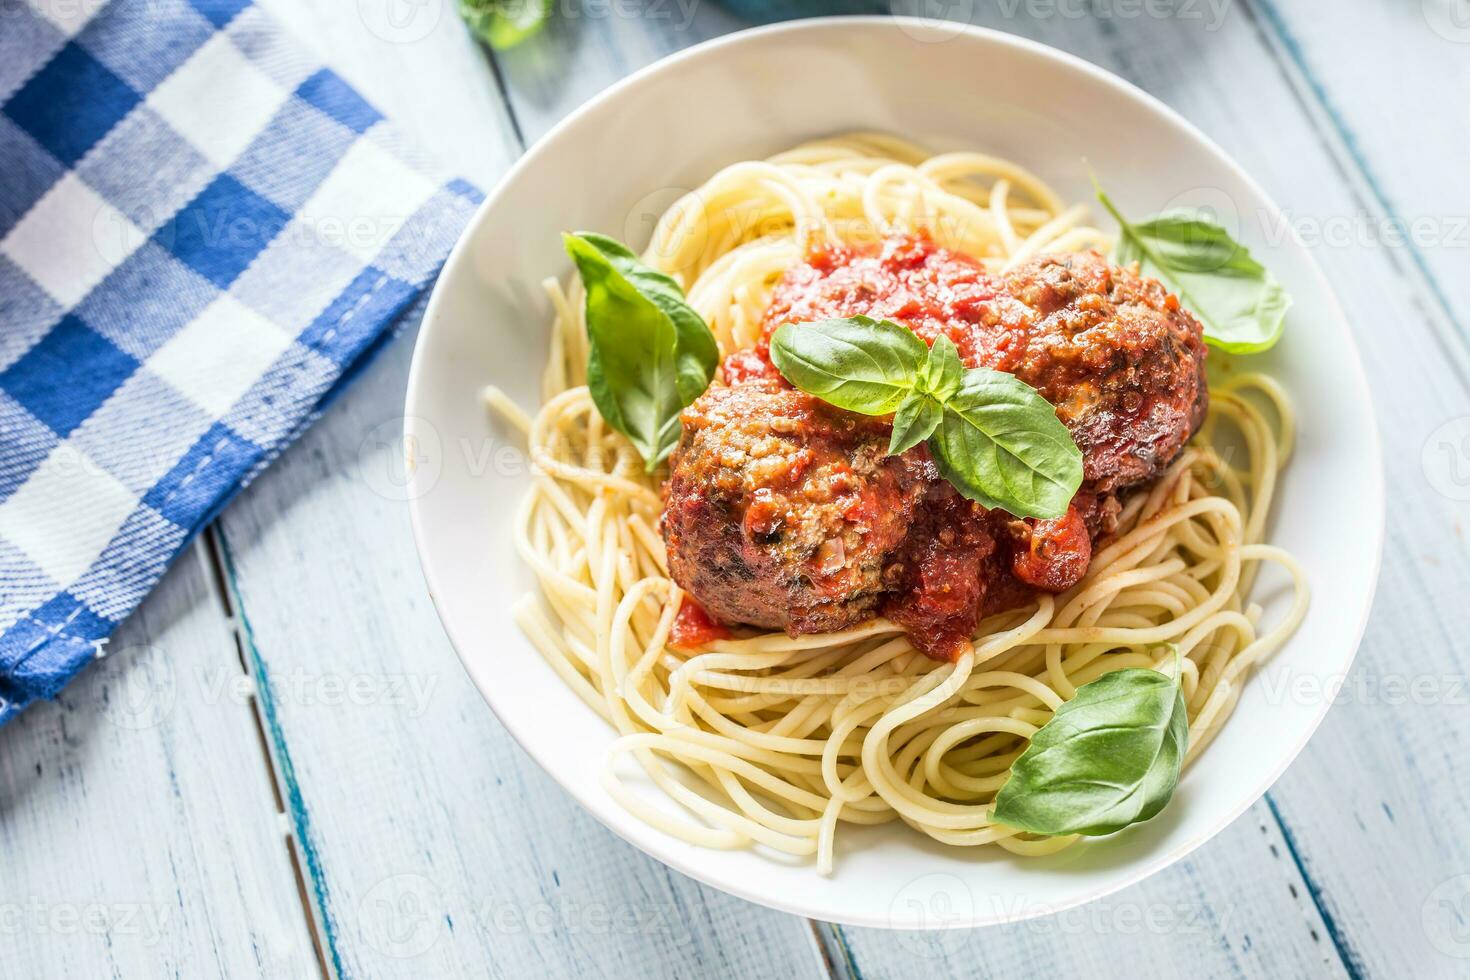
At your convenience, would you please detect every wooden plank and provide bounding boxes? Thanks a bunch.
[495,3,1470,975]
[1247,0,1470,382]
[215,3,831,976]
[0,545,319,978]
[487,0,746,122]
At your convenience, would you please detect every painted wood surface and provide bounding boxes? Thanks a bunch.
[0,544,319,977]
[2,0,1467,977]
[1186,4,1470,975]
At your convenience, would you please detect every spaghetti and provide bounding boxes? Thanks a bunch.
[485,134,1309,872]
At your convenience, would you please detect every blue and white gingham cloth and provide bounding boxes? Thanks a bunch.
[0,0,482,723]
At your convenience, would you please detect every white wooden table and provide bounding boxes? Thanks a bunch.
[4,1,1468,976]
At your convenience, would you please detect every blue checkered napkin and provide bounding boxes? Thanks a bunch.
[0,0,483,723]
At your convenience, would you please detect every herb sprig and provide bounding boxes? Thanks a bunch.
[770,317,1083,520]
[1096,186,1291,353]
[562,232,717,470]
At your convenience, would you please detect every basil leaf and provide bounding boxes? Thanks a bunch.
[563,232,717,470]
[569,232,718,407]
[993,656,1188,836]
[888,390,943,455]
[1097,190,1291,354]
[769,316,928,415]
[769,316,1083,518]
[460,0,552,50]
[917,333,963,401]
[928,368,1083,520]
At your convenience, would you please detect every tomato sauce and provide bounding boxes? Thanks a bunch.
[879,484,995,657]
[669,596,732,650]
[748,234,1022,373]
[1009,506,1092,592]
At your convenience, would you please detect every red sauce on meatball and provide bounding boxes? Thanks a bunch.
[663,381,930,636]
[758,236,1002,368]
[880,482,995,657]
[669,596,732,650]
[1009,505,1092,593]
[721,347,781,385]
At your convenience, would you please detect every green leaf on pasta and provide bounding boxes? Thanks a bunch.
[569,232,718,407]
[563,232,718,470]
[1096,189,1291,354]
[993,649,1189,836]
[917,333,963,401]
[768,315,1083,520]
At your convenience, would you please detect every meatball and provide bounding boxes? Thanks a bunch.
[662,380,930,633]
[664,239,1209,657]
[978,252,1209,492]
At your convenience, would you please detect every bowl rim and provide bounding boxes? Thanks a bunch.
[405,15,1386,928]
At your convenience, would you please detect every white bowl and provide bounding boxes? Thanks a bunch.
[406,17,1383,928]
